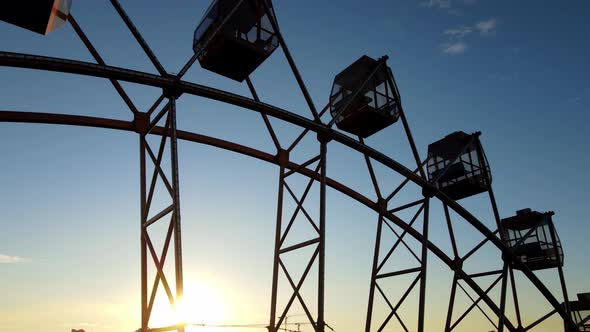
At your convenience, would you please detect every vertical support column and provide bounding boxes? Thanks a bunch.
[548,220,572,332]
[442,136,515,332]
[443,202,459,332]
[364,201,425,332]
[140,134,148,331]
[488,185,508,332]
[497,263,509,332]
[169,96,185,332]
[417,199,429,332]
[267,144,324,332]
[365,214,384,332]
[318,140,328,332]
[509,266,523,328]
[269,160,286,332]
[136,92,184,332]
[445,273,458,332]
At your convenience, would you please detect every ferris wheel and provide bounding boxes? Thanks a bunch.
[1,1,588,332]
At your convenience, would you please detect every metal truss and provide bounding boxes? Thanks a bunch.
[365,198,429,332]
[267,142,327,332]
[442,186,509,332]
[0,106,579,331]
[360,60,430,332]
[361,123,429,332]
[0,1,581,332]
[440,141,573,332]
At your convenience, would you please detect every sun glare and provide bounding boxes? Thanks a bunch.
[150,280,227,329]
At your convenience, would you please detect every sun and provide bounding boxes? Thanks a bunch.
[175,282,226,325]
[149,280,227,329]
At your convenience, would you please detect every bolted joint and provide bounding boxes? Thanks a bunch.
[377,198,388,215]
[276,149,289,167]
[501,252,513,263]
[133,112,150,134]
[163,75,183,99]
[316,131,333,144]
[163,86,182,99]
[421,185,436,199]
[452,257,463,271]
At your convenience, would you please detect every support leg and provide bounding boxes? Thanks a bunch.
[445,273,458,332]
[169,97,184,332]
[498,263,509,332]
[317,141,327,332]
[509,266,523,328]
[269,165,285,332]
[140,134,148,331]
[365,215,384,332]
[417,199,430,332]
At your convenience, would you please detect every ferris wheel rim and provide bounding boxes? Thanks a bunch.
[0,51,575,331]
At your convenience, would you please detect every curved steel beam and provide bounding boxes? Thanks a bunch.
[0,52,575,328]
[0,111,516,331]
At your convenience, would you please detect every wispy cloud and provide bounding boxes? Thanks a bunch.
[441,17,497,54]
[419,0,477,14]
[476,18,497,35]
[444,26,473,39]
[442,42,467,54]
[0,254,29,264]
[421,0,452,9]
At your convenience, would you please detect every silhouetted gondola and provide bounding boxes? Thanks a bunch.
[329,55,401,138]
[193,0,279,81]
[502,209,563,271]
[0,0,71,35]
[426,131,491,200]
[571,293,590,331]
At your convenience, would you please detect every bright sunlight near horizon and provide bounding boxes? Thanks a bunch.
[149,280,227,329]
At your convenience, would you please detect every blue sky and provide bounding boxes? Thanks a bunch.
[1,1,589,332]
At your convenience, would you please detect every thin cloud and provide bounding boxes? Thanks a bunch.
[476,18,497,35]
[444,26,473,39]
[420,0,477,14]
[443,42,467,54]
[0,254,29,264]
[421,0,452,9]
[440,17,497,54]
